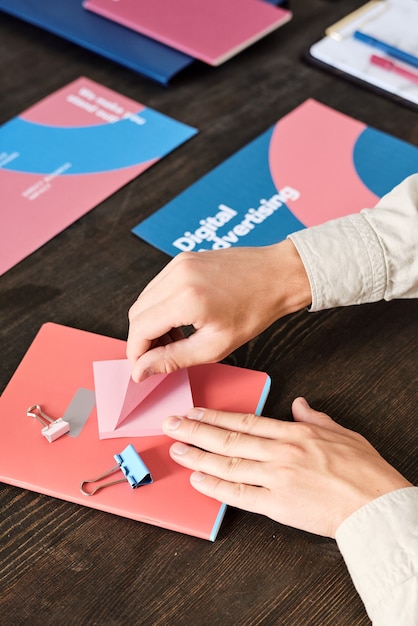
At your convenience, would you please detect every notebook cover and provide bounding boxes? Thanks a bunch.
[0,323,271,541]
[0,0,193,84]
[0,76,197,277]
[132,98,418,256]
[83,0,292,66]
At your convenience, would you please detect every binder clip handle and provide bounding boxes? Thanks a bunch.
[80,445,152,496]
[27,404,70,443]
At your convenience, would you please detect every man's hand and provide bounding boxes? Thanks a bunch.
[162,397,411,538]
[127,241,311,381]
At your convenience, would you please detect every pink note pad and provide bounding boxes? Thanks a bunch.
[93,359,193,438]
[83,0,292,66]
[0,323,271,541]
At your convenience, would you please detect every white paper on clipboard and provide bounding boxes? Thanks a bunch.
[308,0,418,107]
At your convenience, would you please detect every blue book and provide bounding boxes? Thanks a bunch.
[0,0,193,84]
[132,99,418,255]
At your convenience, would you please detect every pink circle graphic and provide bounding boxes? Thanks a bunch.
[268,100,379,227]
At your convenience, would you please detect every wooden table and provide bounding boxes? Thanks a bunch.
[1,1,417,623]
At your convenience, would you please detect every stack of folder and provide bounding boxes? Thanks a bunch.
[0,0,292,84]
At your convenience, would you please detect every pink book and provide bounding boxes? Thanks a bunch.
[0,323,271,541]
[83,0,292,66]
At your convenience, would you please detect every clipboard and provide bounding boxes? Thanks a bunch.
[307,0,418,110]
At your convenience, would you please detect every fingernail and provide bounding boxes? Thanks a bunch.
[187,407,204,421]
[190,471,206,483]
[299,397,309,408]
[140,367,154,381]
[171,442,190,455]
[164,416,182,431]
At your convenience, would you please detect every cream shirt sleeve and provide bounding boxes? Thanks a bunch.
[335,487,418,625]
[288,174,418,310]
[289,175,418,624]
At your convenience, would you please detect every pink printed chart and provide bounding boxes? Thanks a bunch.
[0,77,197,276]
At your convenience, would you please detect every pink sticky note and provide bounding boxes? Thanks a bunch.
[93,359,193,439]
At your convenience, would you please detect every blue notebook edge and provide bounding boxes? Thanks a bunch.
[0,0,194,84]
[0,0,290,84]
[210,373,271,541]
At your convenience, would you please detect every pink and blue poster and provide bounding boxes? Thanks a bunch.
[0,77,197,276]
[132,99,418,255]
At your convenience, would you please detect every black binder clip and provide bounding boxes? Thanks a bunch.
[80,444,153,496]
[27,404,70,443]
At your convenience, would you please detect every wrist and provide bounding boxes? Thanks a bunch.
[267,240,312,318]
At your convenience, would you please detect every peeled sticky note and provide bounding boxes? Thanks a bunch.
[93,359,193,439]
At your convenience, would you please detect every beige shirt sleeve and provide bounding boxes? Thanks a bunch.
[335,487,418,625]
[289,175,418,623]
[288,174,418,311]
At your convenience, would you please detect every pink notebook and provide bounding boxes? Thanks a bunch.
[83,0,292,66]
[0,323,271,541]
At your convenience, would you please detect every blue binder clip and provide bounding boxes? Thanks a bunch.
[80,444,153,496]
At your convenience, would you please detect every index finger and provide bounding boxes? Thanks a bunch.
[185,407,286,438]
[126,295,187,365]
[162,408,288,461]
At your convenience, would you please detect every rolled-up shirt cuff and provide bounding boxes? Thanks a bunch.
[335,487,418,624]
[288,174,418,311]
[288,212,386,311]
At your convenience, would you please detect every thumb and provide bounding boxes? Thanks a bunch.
[131,333,217,382]
[131,341,189,382]
[291,397,338,429]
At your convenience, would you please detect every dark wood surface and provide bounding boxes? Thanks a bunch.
[1,2,417,624]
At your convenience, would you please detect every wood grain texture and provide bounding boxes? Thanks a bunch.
[0,1,417,624]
